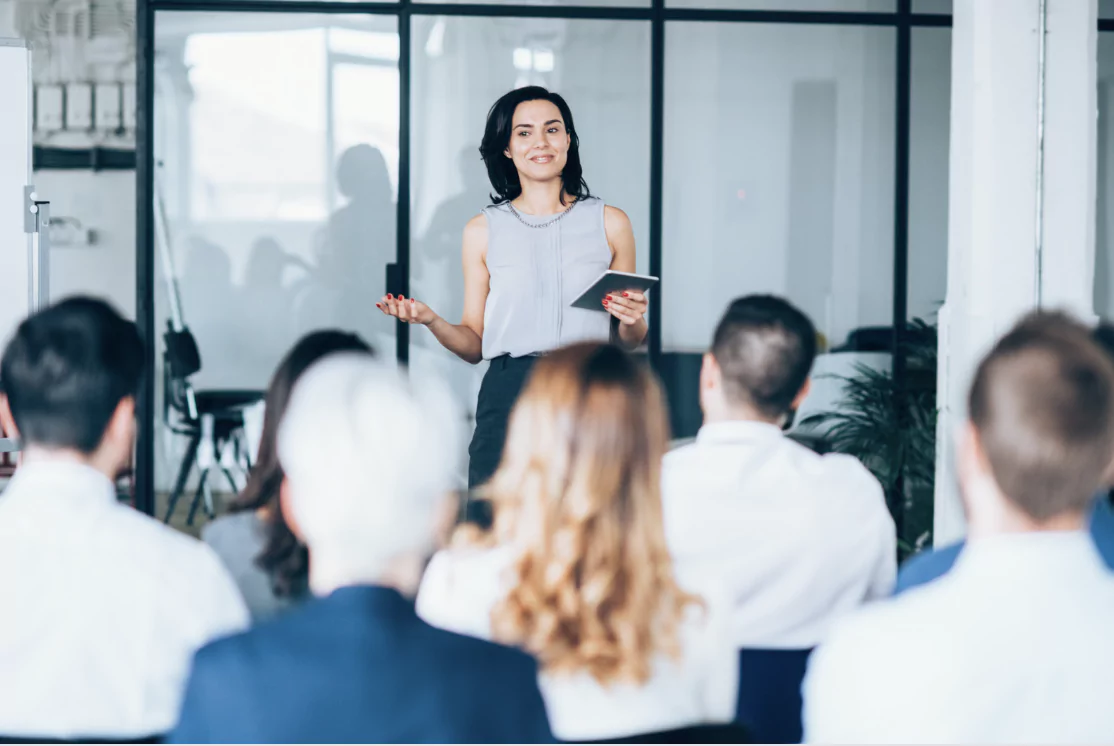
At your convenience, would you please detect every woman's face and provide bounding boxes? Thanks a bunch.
[504,99,570,187]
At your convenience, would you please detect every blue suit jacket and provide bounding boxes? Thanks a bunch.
[169,585,554,744]
[896,497,1114,594]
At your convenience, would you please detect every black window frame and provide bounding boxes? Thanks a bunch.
[134,0,953,523]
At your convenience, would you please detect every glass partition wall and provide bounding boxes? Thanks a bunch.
[138,0,952,547]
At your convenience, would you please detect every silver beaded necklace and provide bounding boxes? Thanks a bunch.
[507,198,577,229]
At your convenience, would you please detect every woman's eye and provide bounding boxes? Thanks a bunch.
[548,128,560,134]
[518,130,531,136]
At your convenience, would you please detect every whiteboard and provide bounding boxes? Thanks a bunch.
[0,39,31,352]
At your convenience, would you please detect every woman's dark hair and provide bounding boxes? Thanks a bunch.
[231,329,374,598]
[479,86,591,205]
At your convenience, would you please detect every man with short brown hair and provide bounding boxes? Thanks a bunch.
[804,311,1114,743]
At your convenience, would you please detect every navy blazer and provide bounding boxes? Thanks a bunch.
[169,585,554,744]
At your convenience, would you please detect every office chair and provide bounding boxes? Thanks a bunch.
[735,647,813,744]
[162,323,263,525]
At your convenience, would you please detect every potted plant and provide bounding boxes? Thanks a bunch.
[800,319,938,558]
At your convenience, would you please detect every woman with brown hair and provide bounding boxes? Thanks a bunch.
[202,330,374,621]
[417,342,737,742]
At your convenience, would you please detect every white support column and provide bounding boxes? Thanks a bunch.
[936,0,1098,545]
[1041,0,1099,315]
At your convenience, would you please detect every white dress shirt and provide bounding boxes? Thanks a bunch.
[662,421,896,649]
[0,461,249,739]
[416,545,739,742]
[804,531,1114,744]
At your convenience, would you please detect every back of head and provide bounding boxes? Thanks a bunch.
[711,295,817,420]
[488,343,692,686]
[968,312,1114,522]
[0,297,143,453]
[277,356,463,579]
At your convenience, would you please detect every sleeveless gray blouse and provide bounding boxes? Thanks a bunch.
[482,196,613,360]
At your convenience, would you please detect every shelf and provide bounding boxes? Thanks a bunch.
[33,146,136,171]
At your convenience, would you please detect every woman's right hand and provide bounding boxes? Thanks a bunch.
[376,294,438,326]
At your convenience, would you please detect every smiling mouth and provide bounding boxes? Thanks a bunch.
[530,155,555,164]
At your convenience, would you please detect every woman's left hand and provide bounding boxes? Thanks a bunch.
[603,290,648,326]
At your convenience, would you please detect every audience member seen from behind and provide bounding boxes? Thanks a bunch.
[804,312,1114,743]
[171,356,553,744]
[418,343,738,743]
[202,330,374,621]
[662,295,895,649]
[895,319,1114,593]
[0,297,248,741]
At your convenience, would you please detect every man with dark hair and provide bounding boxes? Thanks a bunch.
[895,318,1114,592]
[709,294,818,421]
[804,311,1114,743]
[662,295,895,649]
[0,297,248,740]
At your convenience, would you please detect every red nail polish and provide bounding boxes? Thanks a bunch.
[623,292,630,297]
[603,300,609,306]
[387,294,393,299]
[376,303,382,308]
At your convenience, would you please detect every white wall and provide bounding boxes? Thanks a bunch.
[33,170,136,318]
[0,42,32,349]
[0,0,137,325]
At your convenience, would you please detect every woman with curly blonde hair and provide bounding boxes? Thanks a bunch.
[417,342,737,742]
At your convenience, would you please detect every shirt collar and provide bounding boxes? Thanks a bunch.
[958,530,1105,580]
[695,419,785,445]
[3,459,117,507]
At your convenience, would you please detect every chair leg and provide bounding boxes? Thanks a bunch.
[187,468,209,526]
[221,466,240,495]
[164,433,200,523]
[202,472,216,519]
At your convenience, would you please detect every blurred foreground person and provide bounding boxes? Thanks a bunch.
[171,356,553,743]
[0,297,247,740]
[419,343,739,742]
[804,312,1114,744]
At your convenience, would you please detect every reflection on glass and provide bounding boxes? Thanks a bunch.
[408,16,651,424]
[909,27,950,322]
[912,0,951,13]
[660,22,895,440]
[906,26,950,551]
[663,22,895,354]
[154,12,399,494]
[156,12,399,384]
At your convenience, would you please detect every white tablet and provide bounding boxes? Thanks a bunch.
[570,270,659,312]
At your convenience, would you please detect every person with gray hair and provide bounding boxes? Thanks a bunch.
[170,356,554,743]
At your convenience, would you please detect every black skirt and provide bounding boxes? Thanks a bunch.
[463,354,539,525]
[468,354,540,488]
